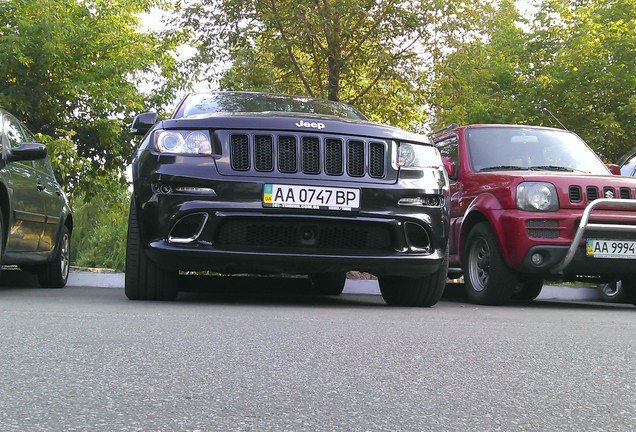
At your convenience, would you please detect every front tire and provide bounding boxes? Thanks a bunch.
[125,200,178,300]
[37,225,71,288]
[464,222,516,305]
[378,247,449,307]
[0,211,4,284]
[597,281,626,303]
[618,276,636,307]
[309,272,346,296]
[513,275,544,301]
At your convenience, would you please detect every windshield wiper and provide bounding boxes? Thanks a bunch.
[479,165,527,172]
[529,165,588,173]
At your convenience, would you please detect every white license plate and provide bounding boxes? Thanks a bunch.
[263,184,360,211]
[586,239,636,259]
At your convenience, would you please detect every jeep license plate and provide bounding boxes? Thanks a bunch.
[586,239,636,259]
[263,184,360,211]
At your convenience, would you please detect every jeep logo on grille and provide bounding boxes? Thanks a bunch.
[296,120,325,130]
[605,190,615,199]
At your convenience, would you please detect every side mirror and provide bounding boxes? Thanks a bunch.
[6,142,47,163]
[131,112,158,136]
[442,156,456,178]
[606,164,621,175]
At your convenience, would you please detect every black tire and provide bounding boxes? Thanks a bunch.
[597,281,627,303]
[37,225,71,288]
[513,275,544,301]
[378,247,449,307]
[464,222,516,305]
[618,276,636,307]
[308,272,346,296]
[0,211,4,284]
[125,200,178,300]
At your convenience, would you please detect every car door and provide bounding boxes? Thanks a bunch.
[435,134,462,256]
[22,126,64,252]
[2,113,45,252]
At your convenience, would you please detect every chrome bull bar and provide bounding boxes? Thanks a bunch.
[550,198,636,273]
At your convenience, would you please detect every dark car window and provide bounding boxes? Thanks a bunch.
[436,135,459,166]
[4,114,33,168]
[22,126,53,176]
[173,92,368,121]
[5,114,25,148]
[34,155,55,177]
[0,112,4,153]
[620,155,636,177]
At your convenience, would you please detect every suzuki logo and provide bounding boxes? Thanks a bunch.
[605,190,615,199]
[296,120,325,130]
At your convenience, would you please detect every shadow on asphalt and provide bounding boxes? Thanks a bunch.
[2,269,633,309]
[175,275,387,307]
[442,283,634,310]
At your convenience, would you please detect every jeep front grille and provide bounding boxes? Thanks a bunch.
[228,133,387,179]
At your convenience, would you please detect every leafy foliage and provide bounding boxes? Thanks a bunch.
[430,0,636,162]
[0,0,186,197]
[430,0,536,126]
[176,0,490,129]
[529,0,636,161]
[71,186,131,272]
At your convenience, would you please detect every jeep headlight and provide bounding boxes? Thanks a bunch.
[517,182,559,211]
[397,143,442,169]
[154,130,212,155]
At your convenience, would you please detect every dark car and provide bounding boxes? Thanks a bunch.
[0,108,73,287]
[127,91,450,306]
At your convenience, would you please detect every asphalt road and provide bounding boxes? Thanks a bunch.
[1,277,635,432]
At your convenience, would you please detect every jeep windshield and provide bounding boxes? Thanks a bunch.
[467,127,609,175]
[172,91,368,121]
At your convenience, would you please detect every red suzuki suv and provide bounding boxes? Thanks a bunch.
[431,124,636,305]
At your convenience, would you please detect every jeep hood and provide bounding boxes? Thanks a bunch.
[155,112,431,144]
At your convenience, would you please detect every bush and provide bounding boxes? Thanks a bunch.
[71,188,130,272]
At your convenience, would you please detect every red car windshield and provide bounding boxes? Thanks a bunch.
[467,127,609,174]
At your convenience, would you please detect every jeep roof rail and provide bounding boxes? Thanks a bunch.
[427,123,459,138]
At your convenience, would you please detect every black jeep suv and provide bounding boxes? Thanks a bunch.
[127,92,449,306]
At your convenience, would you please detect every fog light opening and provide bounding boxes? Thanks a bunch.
[531,253,544,266]
[168,213,209,244]
[404,222,431,252]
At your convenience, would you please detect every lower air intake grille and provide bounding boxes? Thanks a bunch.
[216,219,392,252]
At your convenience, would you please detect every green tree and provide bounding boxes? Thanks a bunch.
[429,0,636,162]
[529,0,636,161]
[429,0,539,128]
[177,0,490,129]
[0,0,186,197]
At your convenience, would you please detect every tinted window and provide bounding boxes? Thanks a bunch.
[0,113,3,153]
[621,155,636,177]
[4,115,25,148]
[173,92,368,121]
[467,127,609,174]
[436,135,459,166]
[4,114,32,168]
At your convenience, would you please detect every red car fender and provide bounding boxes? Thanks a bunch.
[457,192,517,268]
